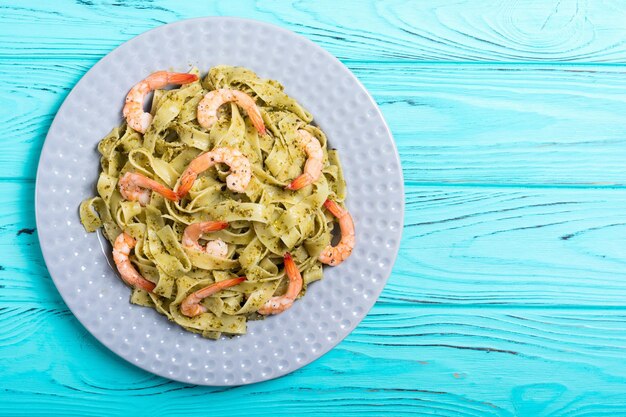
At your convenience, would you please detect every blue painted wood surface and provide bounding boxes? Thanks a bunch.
[3,0,626,415]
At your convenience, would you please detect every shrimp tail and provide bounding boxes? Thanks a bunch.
[323,199,344,217]
[176,169,197,199]
[135,276,156,292]
[212,276,245,291]
[283,252,298,281]
[202,221,229,232]
[283,252,303,299]
[140,176,178,202]
[284,252,295,271]
[166,73,199,84]
[285,173,313,190]
[158,186,179,202]
[248,109,266,135]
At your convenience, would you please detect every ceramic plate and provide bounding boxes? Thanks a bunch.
[35,17,404,385]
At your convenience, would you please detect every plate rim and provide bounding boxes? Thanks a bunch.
[35,16,405,385]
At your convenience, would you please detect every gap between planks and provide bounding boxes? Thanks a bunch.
[5,55,626,67]
[403,181,626,190]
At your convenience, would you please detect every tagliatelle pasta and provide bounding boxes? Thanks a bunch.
[79,65,349,339]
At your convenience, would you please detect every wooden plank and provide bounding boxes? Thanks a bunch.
[5,1,626,413]
[0,61,86,180]
[5,61,626,185]
[396,185,626,306]
[3,0,626,63]
[364,63,626,186]
[2,304,626,415]
[7,180,626,307]
[0,180,58,306]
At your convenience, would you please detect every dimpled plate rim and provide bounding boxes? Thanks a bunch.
[35,17,404,386]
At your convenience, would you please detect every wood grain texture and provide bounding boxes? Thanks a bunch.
[2,0,626,415]
[3,305,626,416]
[5,61,626,185]
[3,0,626,62]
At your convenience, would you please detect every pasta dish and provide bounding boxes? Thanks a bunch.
[79,66,354,338]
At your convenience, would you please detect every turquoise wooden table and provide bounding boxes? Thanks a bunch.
[4,0,626,415]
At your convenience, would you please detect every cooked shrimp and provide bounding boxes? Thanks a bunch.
[180,277,246,317]
[123,71,198,133]
[119,172,178,206]
[197,89,266,135]
[112,232,155,292]
[176,147,252,197]
[286,129,324,190]
[182,220,229,258]
[258,253,303,315]
[319,199,355,266]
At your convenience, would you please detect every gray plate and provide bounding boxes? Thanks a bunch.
[35,17,404,385]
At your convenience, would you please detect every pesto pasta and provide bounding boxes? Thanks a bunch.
[79,66,348,339]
